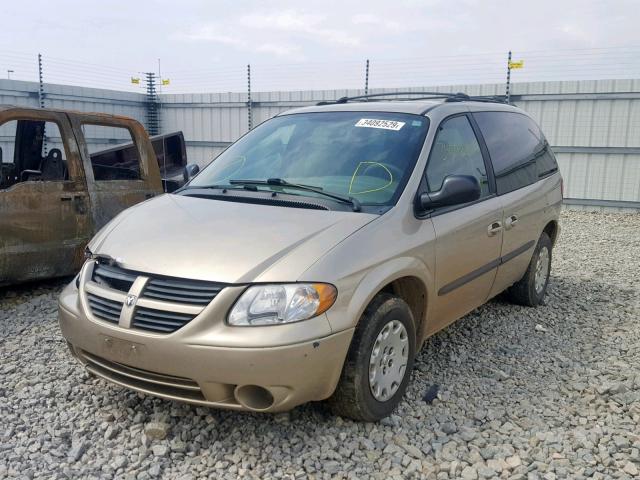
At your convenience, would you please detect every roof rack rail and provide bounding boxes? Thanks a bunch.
[316,91,507,106]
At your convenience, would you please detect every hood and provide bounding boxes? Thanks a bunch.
[89,194,377,283]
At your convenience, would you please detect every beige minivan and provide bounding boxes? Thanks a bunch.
[58,93,562,421]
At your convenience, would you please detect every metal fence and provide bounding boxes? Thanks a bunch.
[1,77,639,211]
[161,80,640,210]
[0,78,148,158]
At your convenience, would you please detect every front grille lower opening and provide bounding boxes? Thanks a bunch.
[87,362,206,401]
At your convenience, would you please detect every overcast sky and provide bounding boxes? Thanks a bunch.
[2,0,639,91]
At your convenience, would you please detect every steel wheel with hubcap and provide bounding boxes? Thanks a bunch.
[534,246,550,294]
[329,293,416,421]
[369,319,409,402]
[507,232,553,307]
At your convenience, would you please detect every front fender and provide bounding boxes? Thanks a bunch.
[324,256,435,340]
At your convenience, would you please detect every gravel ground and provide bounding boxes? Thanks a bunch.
[1,210,639,480]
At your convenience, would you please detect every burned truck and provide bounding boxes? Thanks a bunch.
[0,106,197,286]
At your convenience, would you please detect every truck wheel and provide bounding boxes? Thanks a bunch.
[507,232,552,307]
[329,293,416,421]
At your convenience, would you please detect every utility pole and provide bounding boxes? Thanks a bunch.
[38,53,47,155]
[145,72,160,135]
[505,50,512,104]
[247,64,253,131]
[37,54,45,109]
[364,59,370,96]
[7,69,13,79]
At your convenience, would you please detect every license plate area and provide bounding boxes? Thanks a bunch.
[98,334,147,363]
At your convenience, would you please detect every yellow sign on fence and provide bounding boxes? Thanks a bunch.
[162,79,170,86]
[131,77,140,84]
[508,60,524,69]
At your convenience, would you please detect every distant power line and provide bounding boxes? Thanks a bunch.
[0,47,639,94]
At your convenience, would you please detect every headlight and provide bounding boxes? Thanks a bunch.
[228,283,337,326]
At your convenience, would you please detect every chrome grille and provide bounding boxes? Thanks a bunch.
[142,277,223,305]
[87,293,122,324]
[132,307,195,333]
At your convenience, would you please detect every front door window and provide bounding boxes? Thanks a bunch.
[425,115,490,198]
[0,119,69,189]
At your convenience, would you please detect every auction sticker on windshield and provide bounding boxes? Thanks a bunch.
[355,118,405,131]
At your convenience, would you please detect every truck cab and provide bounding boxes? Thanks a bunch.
[0,106,164,285]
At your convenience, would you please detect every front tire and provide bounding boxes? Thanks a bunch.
[507,232,552,306]
[329,293,416,421]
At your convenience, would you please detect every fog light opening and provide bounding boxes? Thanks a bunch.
[234,385,275,411]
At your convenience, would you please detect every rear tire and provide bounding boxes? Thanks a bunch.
[329,293,416,421]
[507,232,552,307]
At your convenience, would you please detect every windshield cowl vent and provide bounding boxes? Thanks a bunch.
[183,192,330,211]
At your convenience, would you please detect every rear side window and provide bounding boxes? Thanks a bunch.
[473,112,557,195]
[82,124,141,181]
[536,145,560,179]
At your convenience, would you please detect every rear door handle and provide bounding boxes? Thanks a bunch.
[505,214,519,229]
[487,221,503,236]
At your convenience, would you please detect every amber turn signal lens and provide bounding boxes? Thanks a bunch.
[313,283,338,315]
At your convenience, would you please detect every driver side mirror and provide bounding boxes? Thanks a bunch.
[183,163,200,182]
[419,175,481,210]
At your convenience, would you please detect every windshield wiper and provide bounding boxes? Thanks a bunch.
[229,178,362,212]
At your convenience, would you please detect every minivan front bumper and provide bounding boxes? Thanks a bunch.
[58,282,353,412]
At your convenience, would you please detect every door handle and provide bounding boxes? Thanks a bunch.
[487,221,503,236]
[505,214,519,229]
[60,194,87,214]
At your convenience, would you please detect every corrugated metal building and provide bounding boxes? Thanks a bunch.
[1,78,639,210]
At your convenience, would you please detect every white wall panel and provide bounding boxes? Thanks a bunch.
[557,153,640,202]
[2,78,638,209]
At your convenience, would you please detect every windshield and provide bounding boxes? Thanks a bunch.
[188,111,429,207]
